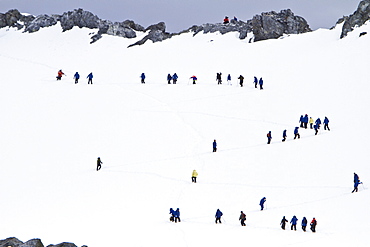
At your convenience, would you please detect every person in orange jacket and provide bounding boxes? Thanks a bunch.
[56,69,65,80]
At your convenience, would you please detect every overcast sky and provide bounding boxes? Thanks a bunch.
[0,0,360,32]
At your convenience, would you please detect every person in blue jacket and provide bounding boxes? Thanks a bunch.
[73,72,80,84]
[167,74,172,84]
[254,76,258,88]
[259,77,264,90]
[299,115,304,128]
[282,129,287,142]
[190,75,197,84]
[259,197,266,210]
[172,73,178,84]
[174,208,181,223]
[267,131,272,144]
[314,124,319,135]
[141,73,146,84]
[354,173,359,183]
[87,72,93,84]
[290,215,298,230]
[227,74,231,85]
[315,118,321,129]
[352,173,362,193]
[323,117,330,131]
[169,208,175,222]
[294,127,300,139]
[215,209,223,224]
[302,114,308,129]
[301,217,307,231]
[213,139,217,152]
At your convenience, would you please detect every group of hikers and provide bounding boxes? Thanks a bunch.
[215,73,264,89]
[56,70,93,84]
[281,216,317,232]
[267,115,331,144]
[168,198,318,232]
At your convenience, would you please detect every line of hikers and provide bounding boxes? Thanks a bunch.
[267,115,330,144]
[57,70,266,88]
[169,207,317,232]
[281,216,317,232]
[56,70,93,84]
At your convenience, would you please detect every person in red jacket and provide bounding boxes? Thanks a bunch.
[56,69,65,80]
[310,218,317,232]
[223,16,229,24]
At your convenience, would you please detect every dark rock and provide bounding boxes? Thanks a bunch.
[58,8,99,31]
[128,22,172,47]
[103,21,137,38]
[252,9,311,42]
[46,243,77,247]
[90,33,102,44]
[122,20,145,32]
[0,237,24,247]
[19,239,44,247]
[359,31,367,36]
[340,0,370,38]
[24,14,57,33]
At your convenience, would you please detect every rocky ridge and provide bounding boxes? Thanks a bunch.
[0,8,312,47]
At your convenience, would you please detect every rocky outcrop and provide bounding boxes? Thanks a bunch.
[24,14,57,32]
[251,9,311,41]
[340,0,370,38]
[0,238,83,247]
[128,22,172,47]
[0,238,43,247]
[0,9,35,29]
[0,237,24,247]
[19,239,44,247]
[57,9,100,32]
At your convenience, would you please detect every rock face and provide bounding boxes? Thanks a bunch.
[0,8,311,46]
[251,9,311,41]
[340,0,370,38]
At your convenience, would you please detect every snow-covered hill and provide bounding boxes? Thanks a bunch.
[0,21,369,247]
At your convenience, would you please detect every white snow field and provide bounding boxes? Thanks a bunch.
[0,21,369,247]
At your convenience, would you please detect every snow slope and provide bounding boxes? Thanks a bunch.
[0,22,369,247]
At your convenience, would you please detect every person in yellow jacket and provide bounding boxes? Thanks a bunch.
[192,170,198,183]
[309,117,314,129]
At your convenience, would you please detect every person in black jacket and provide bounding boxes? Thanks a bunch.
[239,211,246,226]
[280,216,288,230]
[238,75,244,87]
[97,157,103,171]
